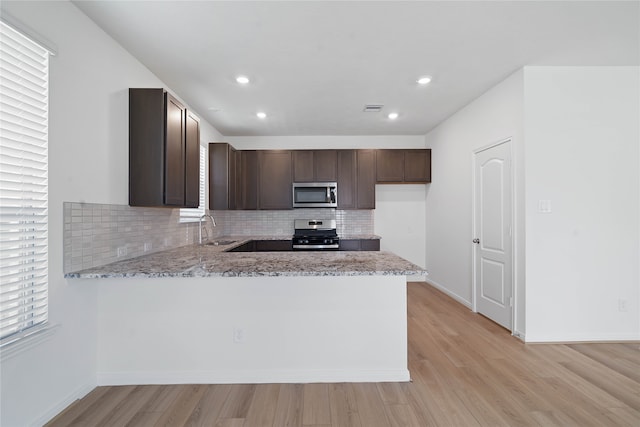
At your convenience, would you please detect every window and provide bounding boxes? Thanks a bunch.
[0,20,50,346]
[180,144,206,222]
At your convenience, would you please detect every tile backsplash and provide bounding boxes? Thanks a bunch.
[63,202,199,273]
[63,203,374,273]
[212,208,374,237]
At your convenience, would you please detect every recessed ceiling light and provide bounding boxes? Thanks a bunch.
[236,75,250,84]
[417,76,432,85]
[388,112,399,120]
[256,111,267,119]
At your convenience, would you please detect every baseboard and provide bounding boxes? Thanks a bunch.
[512,330,526,342]
[422,278,472,309]
[525,333,640,343]
[31,381,96,427]
[97,368,411,386]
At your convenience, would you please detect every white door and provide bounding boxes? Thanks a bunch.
[473,140,513,330]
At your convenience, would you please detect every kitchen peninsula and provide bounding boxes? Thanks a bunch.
[67,243,426,385]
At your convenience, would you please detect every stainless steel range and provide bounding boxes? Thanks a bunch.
[292,219,339,250]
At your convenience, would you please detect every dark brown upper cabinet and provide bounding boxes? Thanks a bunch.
[211,146,260,210]
[258,150,293,209]
[184,111,200,208]
[356,150,376,209]
[292,150,337,182]
[129,88,199,207]
[337,150,356,209]
[208,143,237,210]
[237,150,258,210]
[376,149,431,184]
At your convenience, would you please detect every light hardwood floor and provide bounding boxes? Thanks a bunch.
[46,282,640,426]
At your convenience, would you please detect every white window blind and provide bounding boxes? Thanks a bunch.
[180,144,206,221]
[0,21,49,345]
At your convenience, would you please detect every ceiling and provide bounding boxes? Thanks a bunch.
[73,1,639,137]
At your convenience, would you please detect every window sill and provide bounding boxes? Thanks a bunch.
[0,323,59,363]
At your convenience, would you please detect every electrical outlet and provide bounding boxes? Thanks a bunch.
[144,242,152,252]
[618,298,628,312]
[116,246,127,258]
[233,327,245,343]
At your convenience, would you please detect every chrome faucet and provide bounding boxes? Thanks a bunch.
[199,213,217,245]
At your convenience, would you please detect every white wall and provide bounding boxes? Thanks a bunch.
[0,2,222,426]
[375,185,427,274]
[423,66,640,342]
[96,275,409,384]
[524,67,640,342]
[423,70,526,334]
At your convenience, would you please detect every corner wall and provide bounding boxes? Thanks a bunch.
[0,2,222,425]
[524,66,640,342]
[423,70,526,334]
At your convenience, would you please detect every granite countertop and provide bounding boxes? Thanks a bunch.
[65,236,425,279]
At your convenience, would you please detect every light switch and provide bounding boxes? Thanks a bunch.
[538,199,552,213]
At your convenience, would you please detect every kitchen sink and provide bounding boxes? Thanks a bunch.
[206,240,237,246]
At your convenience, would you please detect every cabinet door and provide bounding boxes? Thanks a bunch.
[293,151,314,182]
[254,240,293,251]
[339,240,360,251]
[164,93,186,205]
[339,239,380,251]
[209,143,235,210]
[337,150,356,209]
[228,148,237,209]
[360,239,380,251]
[314,150,337,182]
[259,150,292,209]
[129,88,165,207]
[184,112,200,208]
[404,149,431,183]
[376,149,404,183]
[356,150,376,209]
[228,241,256,252]
[239,150,258,210]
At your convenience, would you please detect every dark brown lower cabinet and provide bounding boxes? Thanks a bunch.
[254,240,293,251]
[228,240,292,252]
[339,239,380,251]
[228,239,377,252]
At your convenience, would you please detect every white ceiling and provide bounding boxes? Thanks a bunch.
[73,1,639,137]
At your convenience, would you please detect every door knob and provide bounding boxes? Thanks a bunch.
[472,238,480,244]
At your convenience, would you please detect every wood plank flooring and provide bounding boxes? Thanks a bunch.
[46,282,640,426]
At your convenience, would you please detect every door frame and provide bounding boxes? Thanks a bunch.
[471,137,516,333]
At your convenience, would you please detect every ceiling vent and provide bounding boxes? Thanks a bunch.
[363,104,384,112]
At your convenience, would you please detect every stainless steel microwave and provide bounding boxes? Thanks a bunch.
[292,182,337,208]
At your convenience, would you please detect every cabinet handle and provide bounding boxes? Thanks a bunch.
[472,238,480,244]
